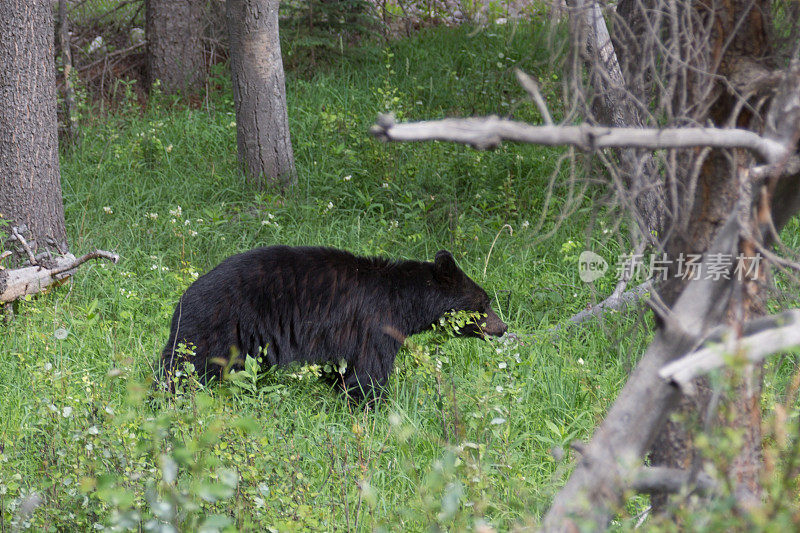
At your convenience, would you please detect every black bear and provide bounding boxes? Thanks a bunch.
[161,246,507,398]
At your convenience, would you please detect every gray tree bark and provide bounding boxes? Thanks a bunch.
[566,0,667,237]
[227,0,297,189]
[146,0,206,94]
[0,1,68,264]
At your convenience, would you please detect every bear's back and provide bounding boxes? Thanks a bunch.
[174,246,411,368]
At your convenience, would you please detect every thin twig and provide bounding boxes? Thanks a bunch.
[79,0,139,26]
[515,69,553,125]
[77,41,145,74]
[10,227,37,265]
[483,224,512,278]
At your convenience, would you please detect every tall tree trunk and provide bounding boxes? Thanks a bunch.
[646,0,776,509]
[0,1,68,264]
[566,0,667,237]
[227,0,297,189]
[146,0,206,94]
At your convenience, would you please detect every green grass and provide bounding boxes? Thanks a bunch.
[5,20,796,531]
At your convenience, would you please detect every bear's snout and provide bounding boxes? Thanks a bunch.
[482,309,508,337]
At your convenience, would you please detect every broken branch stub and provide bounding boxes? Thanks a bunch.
[659,309,800,392]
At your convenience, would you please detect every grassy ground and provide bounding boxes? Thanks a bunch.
[6,20,789,531]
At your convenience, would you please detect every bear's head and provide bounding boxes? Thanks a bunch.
[433,250,508,338]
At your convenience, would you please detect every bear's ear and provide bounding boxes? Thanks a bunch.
[434,250,459,281]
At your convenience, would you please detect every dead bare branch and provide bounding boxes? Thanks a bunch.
[370,114,789,163]
[77,41,145,74]
[750,155,800,181]
[50,249,119,277]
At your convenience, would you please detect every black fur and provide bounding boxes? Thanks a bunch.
[161,246,506,399]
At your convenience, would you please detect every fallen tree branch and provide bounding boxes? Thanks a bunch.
[631,466,717,496]
[0,250,119,304]
[549,242,651,333]
[659,309,800,393]
[370,114,789,163]
[564,279,652,327]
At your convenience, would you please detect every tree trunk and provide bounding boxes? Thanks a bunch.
[146,0,206,94]
[646,0,777,510]
[0,1,68,264]
[227,0,297,189]
[567,0,667,237]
